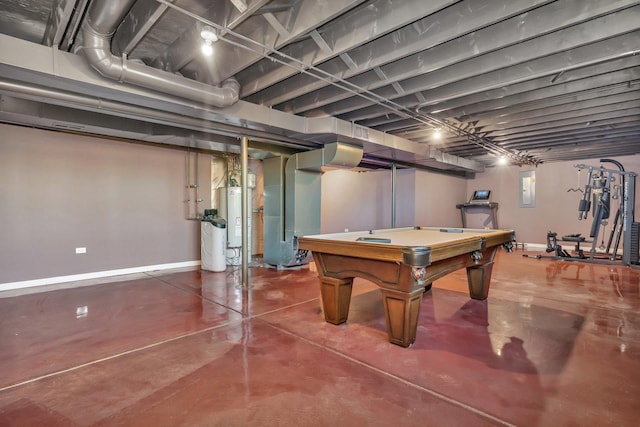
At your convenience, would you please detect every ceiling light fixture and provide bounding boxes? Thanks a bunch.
[200,26,218,56]
[433,129,442,140]
[200,26,218,42]
[497,155,508,166]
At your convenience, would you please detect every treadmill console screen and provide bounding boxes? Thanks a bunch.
[470,190,491,203]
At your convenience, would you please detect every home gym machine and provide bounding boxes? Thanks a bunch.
[542,159,639,265]
[577,159,639,264]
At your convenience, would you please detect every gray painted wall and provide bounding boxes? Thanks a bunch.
[0,124,211,284]
[321,168,466,232]
[3,121,639,285]
[412,169,467,227]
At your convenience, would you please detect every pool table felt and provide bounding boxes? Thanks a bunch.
[301,227,509,248]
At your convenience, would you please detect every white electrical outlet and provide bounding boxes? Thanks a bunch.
[75,247,87,254]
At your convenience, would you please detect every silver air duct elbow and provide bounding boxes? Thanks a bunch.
[80,0,239,108]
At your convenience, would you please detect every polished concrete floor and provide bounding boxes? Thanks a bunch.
[1,249,638,426]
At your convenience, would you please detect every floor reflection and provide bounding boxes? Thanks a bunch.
[1,251,639,426]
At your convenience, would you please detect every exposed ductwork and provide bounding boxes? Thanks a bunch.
[0,32,484,174]
[264,142,363,266]
[80,0,239,108]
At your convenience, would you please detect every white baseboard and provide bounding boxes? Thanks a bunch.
[0,261,201,293]
[521,243,547,250]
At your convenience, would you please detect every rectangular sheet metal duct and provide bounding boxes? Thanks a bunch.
[263,142,363,266]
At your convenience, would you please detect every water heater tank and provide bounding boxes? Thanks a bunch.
[217,187,252,265]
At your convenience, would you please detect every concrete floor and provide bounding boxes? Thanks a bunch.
[0,249,638,426]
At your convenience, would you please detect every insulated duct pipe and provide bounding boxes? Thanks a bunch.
[81,0,239,108]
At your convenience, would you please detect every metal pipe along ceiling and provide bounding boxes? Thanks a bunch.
[80,0,240,108]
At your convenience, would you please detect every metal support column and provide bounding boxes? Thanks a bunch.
[241,136,249,286]
[623,172,636,265]
[391,163,397,228]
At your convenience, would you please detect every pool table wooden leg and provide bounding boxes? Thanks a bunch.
[466,261,494,300]
[380,287,424,347]
[319,276,354,324]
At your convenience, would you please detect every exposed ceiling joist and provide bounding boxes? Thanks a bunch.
[0,0,637,169]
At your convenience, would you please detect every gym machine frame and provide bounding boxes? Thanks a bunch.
[575,159,637,265]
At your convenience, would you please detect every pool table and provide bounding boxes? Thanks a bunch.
[297,226,515,347]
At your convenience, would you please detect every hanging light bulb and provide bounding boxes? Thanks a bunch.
[433,129,442,140]
[201,39,213,56]
[497,155,508,165]
[200,26,218,56]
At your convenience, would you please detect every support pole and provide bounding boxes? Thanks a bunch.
[391,162,397,228]
[623,172,636,265]
[241,136,249,287]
